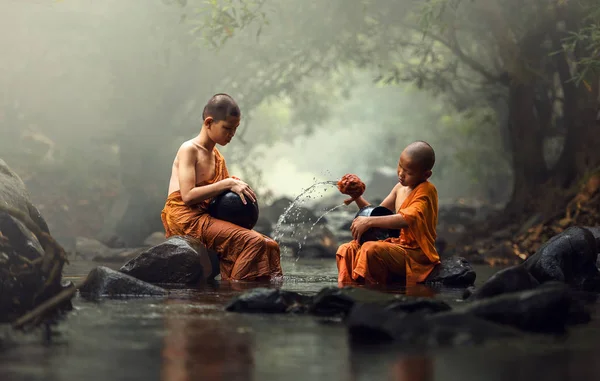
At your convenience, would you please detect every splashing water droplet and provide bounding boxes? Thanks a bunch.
[272,181,339,250]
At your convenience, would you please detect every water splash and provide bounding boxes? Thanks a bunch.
[296,203,345,257]
[272,180,338,243]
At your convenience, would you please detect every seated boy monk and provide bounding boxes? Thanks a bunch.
[336,140,440,285]
[161,93,283,281]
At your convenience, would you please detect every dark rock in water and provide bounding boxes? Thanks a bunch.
[423,256,476,287]
[0,159,50,236]
[0,159,64,323]
[120,236,219,285]
[346,303,520,347]
[354,206,400,245]
[225,286,451,316]
[208,190,259,230]
[466,265,539,301]
[523,226,600,291]
[79,266,168,298]
[308,287,450,317]
[308,287,396,317]
[460,283,587,334]
[225,288,312,314]
[0,212,44,261]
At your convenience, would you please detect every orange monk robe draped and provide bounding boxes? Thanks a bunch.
[336,181,440,285]
[160,148,283,281]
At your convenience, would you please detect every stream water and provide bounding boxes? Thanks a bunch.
[2,259,600,381]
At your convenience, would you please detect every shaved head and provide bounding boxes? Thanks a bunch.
[403,141,435,171]
[202,93,241,122]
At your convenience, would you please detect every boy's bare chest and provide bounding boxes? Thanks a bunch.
[194,152,217,184]
[395,187,413,212]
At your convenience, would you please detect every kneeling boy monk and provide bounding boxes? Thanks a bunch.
[336,141,440,285]
[161,93,283,281]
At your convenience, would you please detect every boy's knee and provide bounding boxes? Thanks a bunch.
[337,242,354,257]
[361,242,380,255]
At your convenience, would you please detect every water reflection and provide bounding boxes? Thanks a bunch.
[389,355,434,381]
[161,299,255,381]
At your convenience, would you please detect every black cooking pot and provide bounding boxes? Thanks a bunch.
[354,205,401,245]
[208,191,259,230]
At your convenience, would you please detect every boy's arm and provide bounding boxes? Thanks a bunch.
[178,145,232,206]
[352,196,371,209]
[379,183,399,211]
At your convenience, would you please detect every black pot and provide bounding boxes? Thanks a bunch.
[355,206,400,245]
[208,191,259,230]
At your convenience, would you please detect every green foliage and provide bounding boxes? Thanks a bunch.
[189,0,268,49]
[561,2,600,85]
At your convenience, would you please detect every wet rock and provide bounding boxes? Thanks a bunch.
[466,265,539,301]
[120,236,219,285]
[346,303,520,347]
[0,159,50,235]
[308,287,450,317]
[225,288,312,314]
[523,226,600,291]
[0,159,64,322]
[587,226,600,255]
[0,212,44,261]
[423,256,476,287]
[79,266,168,298]
[460,283,588,334]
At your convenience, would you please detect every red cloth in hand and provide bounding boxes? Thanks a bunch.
[337,174,366,204]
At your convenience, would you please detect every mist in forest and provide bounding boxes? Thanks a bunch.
[0,0,512,245]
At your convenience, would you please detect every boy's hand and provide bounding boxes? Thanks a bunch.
[229,178,257,205]
[351,216,371,243]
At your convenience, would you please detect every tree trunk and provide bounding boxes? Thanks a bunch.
[503,80,549,221]
[98,131,172,247]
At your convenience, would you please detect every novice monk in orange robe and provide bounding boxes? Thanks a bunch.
[337,141,440,285]
[161,93,283,281]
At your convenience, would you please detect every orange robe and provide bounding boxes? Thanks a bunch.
[336,181,440,285]
[160,148,283,281]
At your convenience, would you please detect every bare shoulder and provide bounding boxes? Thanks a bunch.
[175,140,204,165]
[394,183,411,197]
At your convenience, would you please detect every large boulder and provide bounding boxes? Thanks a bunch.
[460,283,588,333]
[346,303,521,347]
[523,226,600,290]
[465,265,539,301]
[0,159,50,235]
[79,266,168,298]
[120,236,219,284]
[0,159,64,322]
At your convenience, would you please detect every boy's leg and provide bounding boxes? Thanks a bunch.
[336,241,361,284]
[199,215,282,281]
[352,241,408,284]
